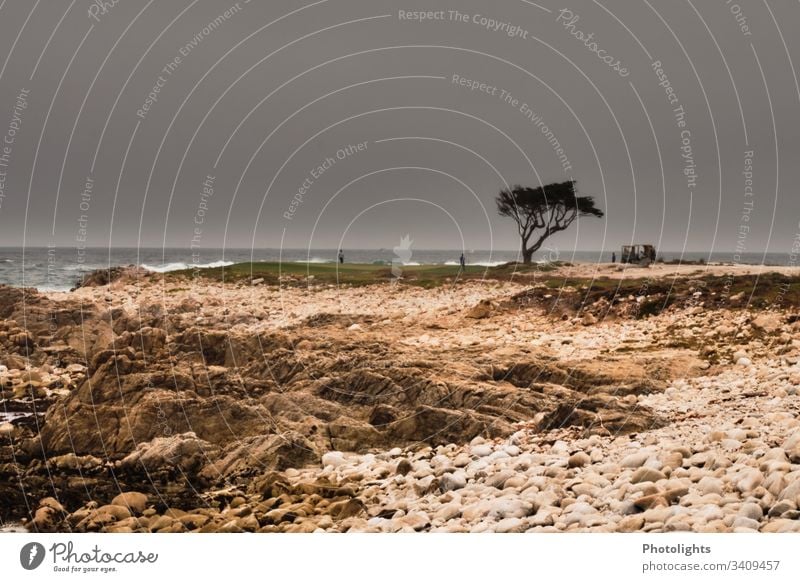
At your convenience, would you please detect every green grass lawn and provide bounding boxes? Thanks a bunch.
[167,261,800,310]
[170,260,563,287]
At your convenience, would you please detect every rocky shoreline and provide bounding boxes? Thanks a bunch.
[1,266,799,532]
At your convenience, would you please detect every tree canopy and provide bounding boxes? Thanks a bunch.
[496,180,604,263]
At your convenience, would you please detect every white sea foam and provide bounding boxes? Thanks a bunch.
[0,411,33,423]
[293,257,332,264]
[141,260,234,273]
[36,284,74,292]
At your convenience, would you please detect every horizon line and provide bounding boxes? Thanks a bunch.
[0,245,789,253]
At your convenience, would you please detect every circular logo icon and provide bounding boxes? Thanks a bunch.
[20,542,46,570]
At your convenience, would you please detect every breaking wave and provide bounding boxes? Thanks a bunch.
[140,260,234,273]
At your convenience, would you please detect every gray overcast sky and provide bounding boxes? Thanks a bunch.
[0,0,798,255]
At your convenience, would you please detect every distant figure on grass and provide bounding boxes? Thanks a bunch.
[496,180,604,264]
[338,249,344,264]
[612,251,616,263]
[459,253,466,271]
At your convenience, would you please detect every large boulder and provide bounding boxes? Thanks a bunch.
[199,432,319,480]
[72,266,149,289]
[387,405,514,446]
[119,432,219,474]
[750,313,783,334]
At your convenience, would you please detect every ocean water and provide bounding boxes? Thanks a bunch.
[0,247,794,292]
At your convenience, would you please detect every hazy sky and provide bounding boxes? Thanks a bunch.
[0,0,798,257]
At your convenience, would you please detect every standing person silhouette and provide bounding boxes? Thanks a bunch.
[612,251,616,263]
[338,249,344,264]
[459,253,466,271]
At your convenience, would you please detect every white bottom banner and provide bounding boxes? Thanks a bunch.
[1,534,797,581]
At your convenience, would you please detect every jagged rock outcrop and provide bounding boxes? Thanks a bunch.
[4,271,756,529]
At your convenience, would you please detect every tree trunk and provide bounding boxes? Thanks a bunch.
[522,247,534,264]
[521,229,556,264]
